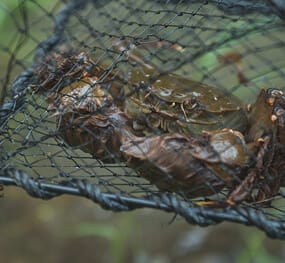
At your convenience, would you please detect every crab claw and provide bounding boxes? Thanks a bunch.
[265,88,284,109]
[272,106,285,126]
[247,88,285,142]
[272,103,285,145]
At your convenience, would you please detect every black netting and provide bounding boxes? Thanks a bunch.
[1,0,285,239]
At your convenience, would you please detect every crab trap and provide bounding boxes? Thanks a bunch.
[1,0,285,239]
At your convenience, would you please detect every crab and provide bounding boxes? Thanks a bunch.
[110,40,248,136]
[124,64,248,136]
[33,48,285,206]
[41,72,137,163]
[122,88,285,205]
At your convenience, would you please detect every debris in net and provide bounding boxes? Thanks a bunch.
[217,52,249,85]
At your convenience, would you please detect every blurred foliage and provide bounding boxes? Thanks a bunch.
[71,214,136,263]
[237,231,283,263]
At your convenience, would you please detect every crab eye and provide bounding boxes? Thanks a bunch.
[159,89,172,97]
[173,92,186,99]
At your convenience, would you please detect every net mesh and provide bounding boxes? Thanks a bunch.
[1,0,285,239]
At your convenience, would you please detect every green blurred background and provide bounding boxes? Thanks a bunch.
[1,1,285,262]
